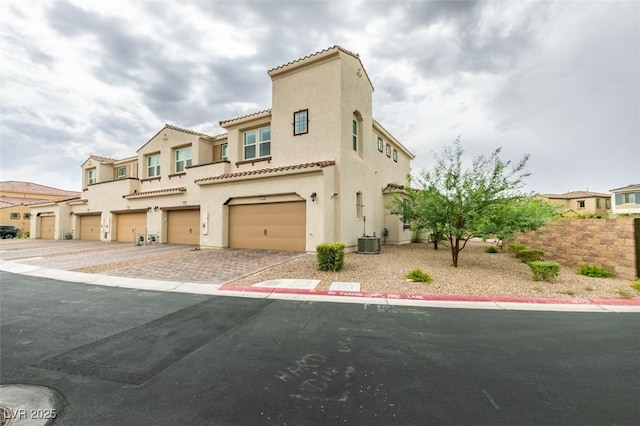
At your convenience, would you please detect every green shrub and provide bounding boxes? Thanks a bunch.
[529,261,561,282]
[405,268,433,283]
[576,264,614,278]
[507,243,526,256]
[485,246,499,254]
[631,278,640,292]
[316,242,345,271]
[517,249,545,263]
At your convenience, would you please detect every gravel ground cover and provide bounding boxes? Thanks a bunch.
[230,241,639,299]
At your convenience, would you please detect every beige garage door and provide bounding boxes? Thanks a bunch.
[116,212,147,242]
[40,216,55,239]
[167,209,200,245]
[79,215,101,241]
[229,201,306,251]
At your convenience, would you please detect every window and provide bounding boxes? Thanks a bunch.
[352,120,358,151]
[175,147,192,173]
[386,144,391,157]
[393,149,398,162]
[117,166,126,179]
[147,154,161,177]
[87,169,96,185]
[10,212,19,220]
[605,198,611,209]
[623,193,637,204]
[377,137,384,152]
[577,200,585,209]
[596,198,601,208]
[23,213,31,219]
[244,127,270,160]
[294,110,308,135]
[221,144,228,161]
[356,191,363,219]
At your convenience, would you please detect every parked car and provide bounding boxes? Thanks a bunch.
[0,225,19,238]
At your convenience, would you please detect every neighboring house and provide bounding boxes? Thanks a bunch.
[610,184,640,214]
[30,46,415,250]
[538,191,611,217]
[0,181,79,233]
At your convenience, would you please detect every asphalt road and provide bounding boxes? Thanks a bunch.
[1,271,638,425]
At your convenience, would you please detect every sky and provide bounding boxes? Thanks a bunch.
[1,0,638,194]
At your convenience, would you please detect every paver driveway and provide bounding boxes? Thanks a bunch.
[0,239,303,285]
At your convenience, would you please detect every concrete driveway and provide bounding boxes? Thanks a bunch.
[0,239,303,285]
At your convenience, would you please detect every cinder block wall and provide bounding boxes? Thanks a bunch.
[513,218,639,280]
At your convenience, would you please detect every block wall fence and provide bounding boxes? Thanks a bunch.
[512,218,640,280]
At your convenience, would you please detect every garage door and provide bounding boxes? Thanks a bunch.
[40,216,55,239]
[167,209,200,245]
[116,212,147,242]
[229,201,306,251]
[79,215,101,241]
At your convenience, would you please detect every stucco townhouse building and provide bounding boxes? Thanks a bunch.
[30,46,415,251]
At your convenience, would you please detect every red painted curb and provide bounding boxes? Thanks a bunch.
[217,284,640,306]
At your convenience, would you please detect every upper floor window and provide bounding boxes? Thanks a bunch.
[10,212,19,220]
[24,213,31,219]
[117,166,126,179]
[386,144,391,158]
[221,144,228,161]
[352,120,358,151]
[175,147,192,173]
[377,137,383,152]
[147,154,160,177]
[87,168,96,185]
[393,149,398,162]
[294,110,308,135]
[577,200,585,209]
[244,127,270,160]
[623,193,637,204]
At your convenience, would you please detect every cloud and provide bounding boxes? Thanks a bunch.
[0,0,637,195]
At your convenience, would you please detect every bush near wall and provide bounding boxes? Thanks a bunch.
[317,242,345,271]
[513,218,639,280]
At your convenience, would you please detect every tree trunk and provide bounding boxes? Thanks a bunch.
[451,237,460,267]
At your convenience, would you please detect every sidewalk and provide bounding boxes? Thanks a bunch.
[1,260,639,313]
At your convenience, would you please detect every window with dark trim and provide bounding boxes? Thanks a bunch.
[577,200,585,209]
[24,213,31,219]
[386,144,391,157]
[293,110,308,135]
[377,137,383,152]
[10,212,19,220]
[392,149,398,162]
[352,119,358,151]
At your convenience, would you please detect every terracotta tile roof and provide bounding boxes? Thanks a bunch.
[0,181,80,197]
[195,161,335,184]
[137,124,213,153]
[88,155,118,164]
[610,183,640,192]
[123,187,187,199]
[0,196,49,208]
[539,191,610,199]
[219,109,272,127]
[268,45,374,90]
[382,183,406,192]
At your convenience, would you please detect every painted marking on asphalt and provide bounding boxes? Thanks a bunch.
[482,389,501,410]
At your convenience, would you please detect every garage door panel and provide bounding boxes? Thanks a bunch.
[167,209,200,245]
[229,202,305,251]
[116,212,147,242]
[40,216,55,239]
[80,215,101,241]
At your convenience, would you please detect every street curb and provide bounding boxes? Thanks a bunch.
[1,260,639,312]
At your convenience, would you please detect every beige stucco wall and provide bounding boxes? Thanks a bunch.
[50,47,413,250]
[0,206,31,232]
